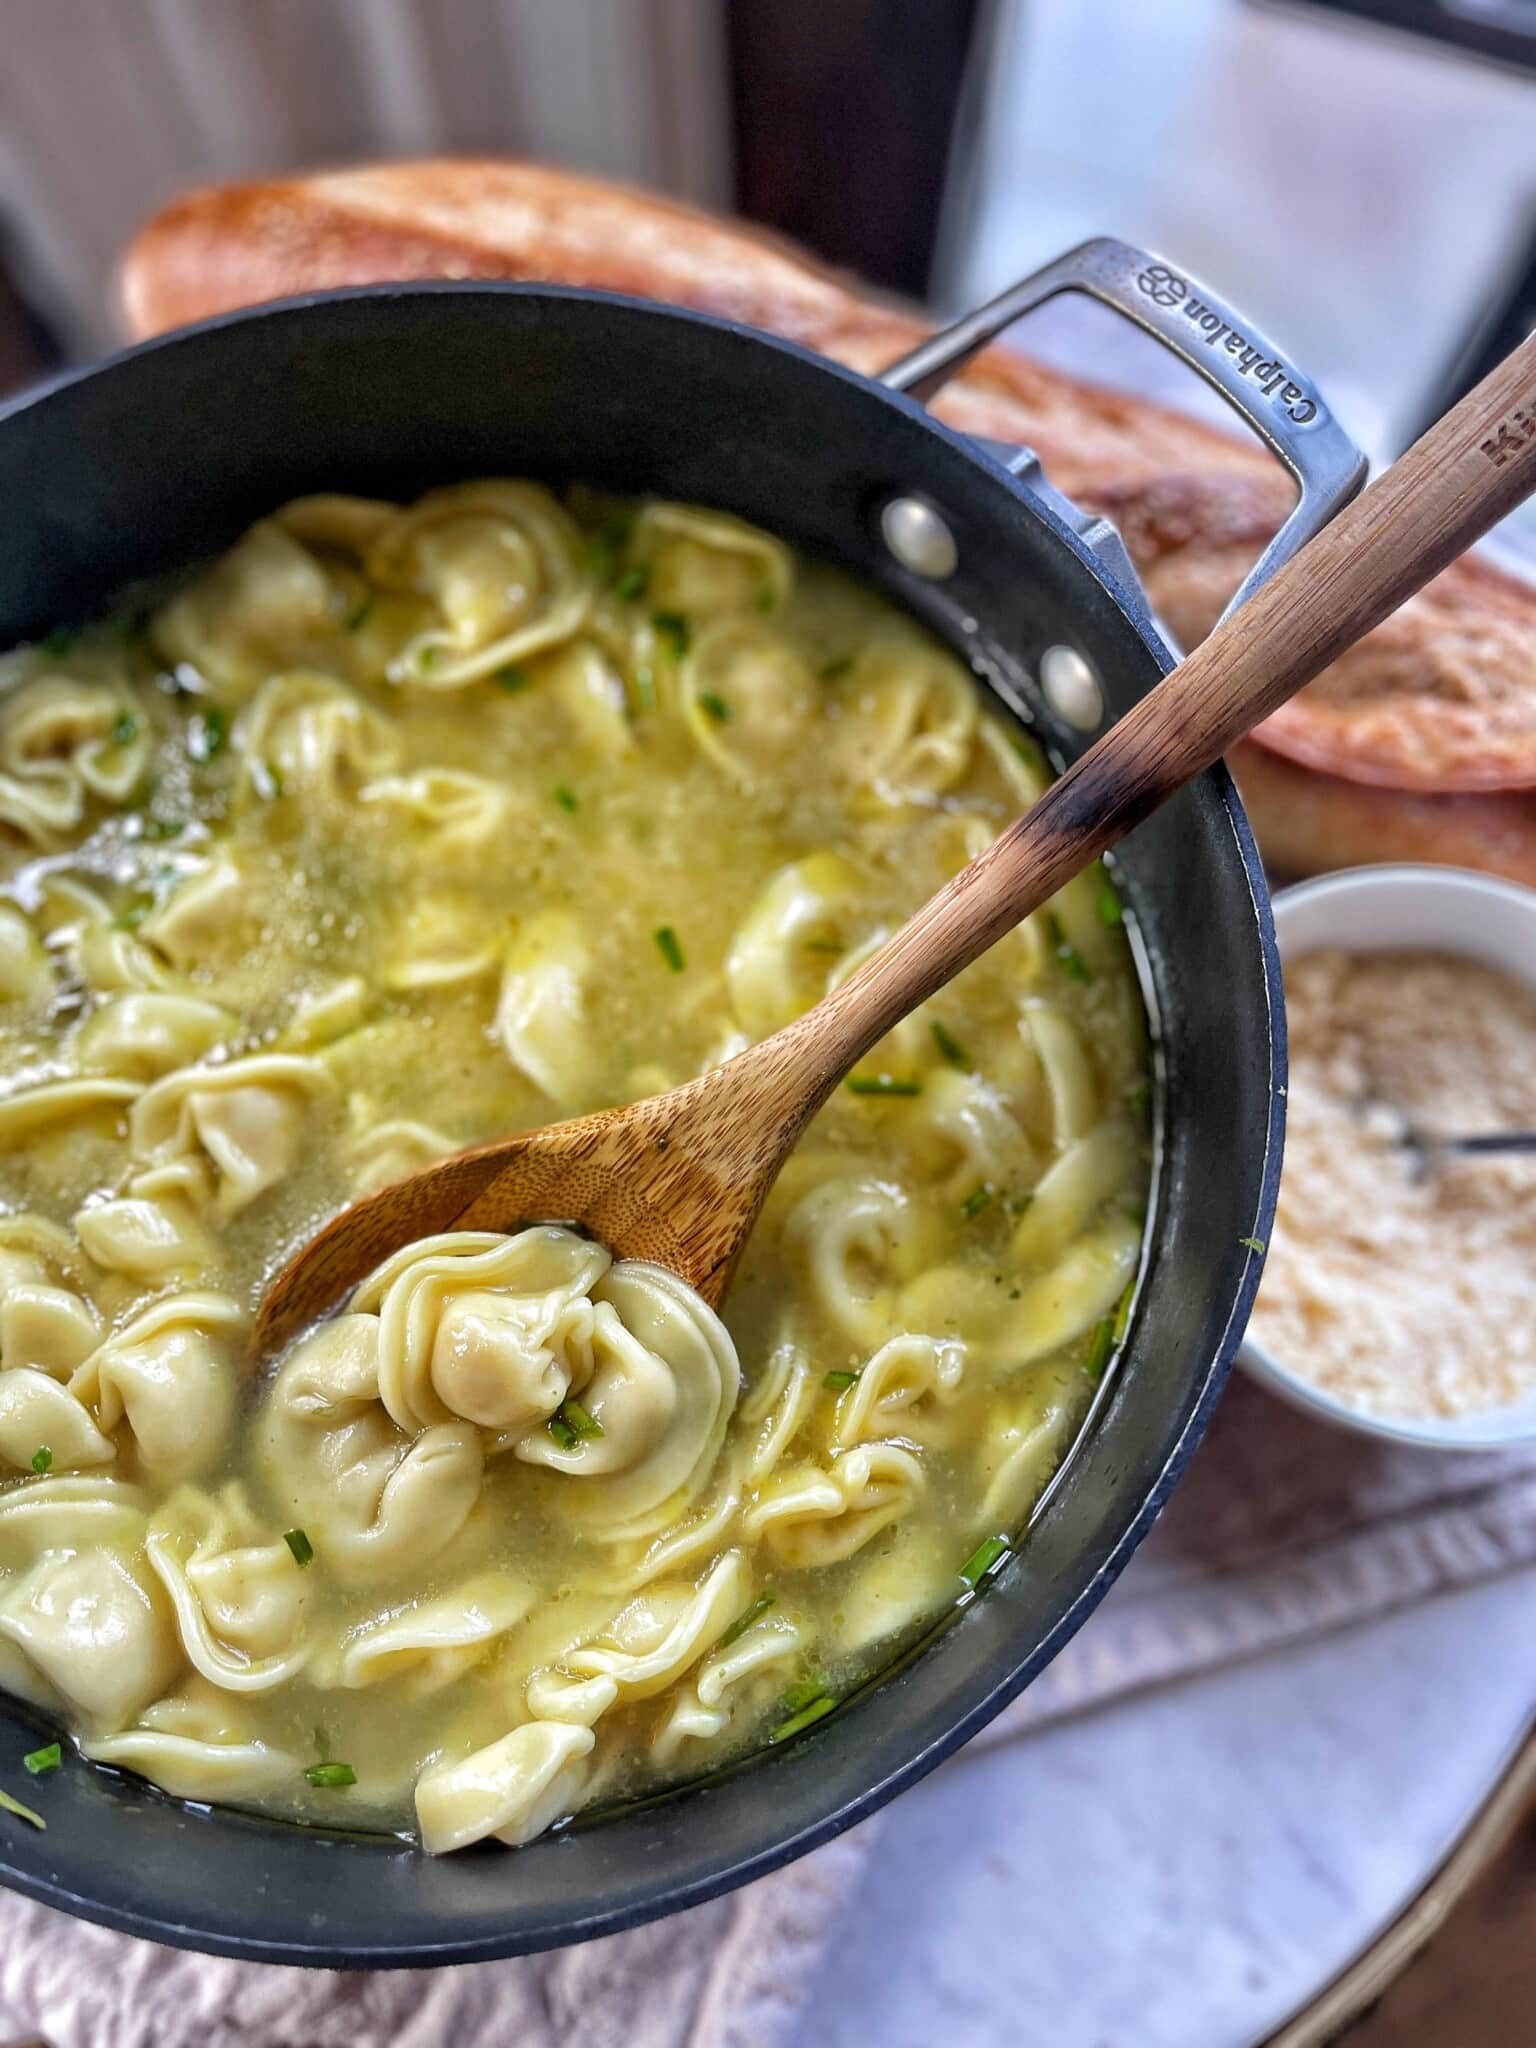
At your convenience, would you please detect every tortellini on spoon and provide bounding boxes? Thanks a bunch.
[341,1225,742,1529]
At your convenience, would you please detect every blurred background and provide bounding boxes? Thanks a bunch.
[0,5,1533,2044]
[2,0,1535,501]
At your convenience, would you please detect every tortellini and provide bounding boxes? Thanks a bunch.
[0,900,49,1003]
[0,1253,240,1482]
[726,852,866,1040]
[146,1484,308,1692]
[630,501,794,619]
[258,1313,485,1587]
[782,1175,931,1350]
[236,673,401,798]
[0,1368,115,1473]
[830,1333,966,1449]
[0,1537,180,1732]
[138,861,253,972]
[356,1227,613,1436]
[651,1606,804,1765]
[358,766,513,856]
[681,622,820,777]
[0,482,1150,1859]
[0,674,150,846]
[415,1719,595,1855]
[128,1054,334,1217]
[344,1226,741,1530]
[74,992,236,1080]
[0,1229,102,1377]
[87,1682,302,1800]
[65,1291,242,1481]
[152,518,341,695]
[324,1570,532,1697]
[370,482,591,686]
[494,909,600,1108]
[744,1444,925,1568]
[831,636,978,809]
[525,1550,751,1726]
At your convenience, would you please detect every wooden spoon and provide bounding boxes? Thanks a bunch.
[257,334,1536,1356]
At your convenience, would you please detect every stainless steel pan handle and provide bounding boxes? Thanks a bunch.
[880,236,1367,618]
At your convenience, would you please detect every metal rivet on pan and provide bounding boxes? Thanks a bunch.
[881,496,958,579]
[1040,645,1103,731]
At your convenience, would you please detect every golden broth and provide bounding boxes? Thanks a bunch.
[0,483,1149,1852]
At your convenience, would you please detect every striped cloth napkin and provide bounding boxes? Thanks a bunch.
[2,1374,1531,2048]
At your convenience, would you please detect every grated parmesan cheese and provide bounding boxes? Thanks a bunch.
[1249,948,1536,1420]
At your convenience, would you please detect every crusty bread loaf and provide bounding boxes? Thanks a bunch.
[117,157,1536,871]
[1229,742,1536,888]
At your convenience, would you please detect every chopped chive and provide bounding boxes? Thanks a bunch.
[1095,874,1124,927]
[283,1528,314,1568]
[654,925,686,973]
[846,1074,921,1098]
[823,1369,860,1392]
[304,1761,357,1790]
[345,598,374,633]
[560,1398,604,1440]
[23,1744,60,1777]
[820,655,853,680]
[651,611,690,660]
[696,690,732,724]
[959,1534,1010,1587]
[930,1019,972,1071]
[552,783,579,814]
[113,899,153,931]
[189,705,228,761]
[111,711,139,746]
[1239,1234,1266,1255]
[1006,1191,1034,1219]
[755,587,776,613]
[802,937,844,955]
[719,1592,777,1649]
[782,1675,828,1715]
[30,1447,52,1475]
[1044,910,1091,984]
[1083,1316,1116,1383]
[0,1787,45,1830]
[547,1412,579,1451]
[141,816,185,841]
[615,564,650,602]
[769,1694,836,1743]
[960,1182,995,1221]
[252,759,285,800]
[495,664,531,693]
[40,627,75,658]
[416,645,439,672]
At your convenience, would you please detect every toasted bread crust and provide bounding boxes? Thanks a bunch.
[117,157,1536,811]
[1229,741,1536,886]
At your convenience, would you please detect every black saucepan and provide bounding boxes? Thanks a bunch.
[0,239,1363,1964]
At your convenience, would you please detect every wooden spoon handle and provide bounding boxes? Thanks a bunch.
[781,330,1536,1092]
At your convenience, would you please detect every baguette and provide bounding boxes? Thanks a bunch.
[117,158,1536,862]
[1228,742,1536,889]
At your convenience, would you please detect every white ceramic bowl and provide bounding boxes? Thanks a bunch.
[1240,863,1536,1450]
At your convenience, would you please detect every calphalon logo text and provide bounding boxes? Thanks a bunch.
[1480,408,1535,469]
[1135,263,1317,424]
